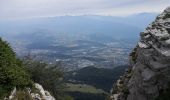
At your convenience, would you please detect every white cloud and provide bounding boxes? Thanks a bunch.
[0,0,169,19]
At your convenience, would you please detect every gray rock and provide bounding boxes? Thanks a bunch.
[149,60,167,70]
[165,7,170,13]
[110,6,170,100]
[141,68,155,81]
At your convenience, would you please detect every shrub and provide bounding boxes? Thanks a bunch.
[129,47,138,63]
[23,59,73,100]
[0,38,32,98]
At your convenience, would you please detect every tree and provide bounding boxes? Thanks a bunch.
[23,59,73,100]
[0,38,32,98]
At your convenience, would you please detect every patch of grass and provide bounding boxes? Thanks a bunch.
[65,83,106,94]
[67,92,106,100]
[130,47,138,63]
[12,89,33,100]
[122,86,129,99]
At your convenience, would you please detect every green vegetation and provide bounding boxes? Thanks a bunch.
[130,47,137,63]
[0,38,32,99]
[122,85,129,99]
[65,66,127,92]
[12,89,33,100]
[0,38,73,100]
[64,66,127,100]
[66,83,106,94]
[0,37,127,100]
[67,92,107,100]
[112,83,129,100]
[23,59,73,100]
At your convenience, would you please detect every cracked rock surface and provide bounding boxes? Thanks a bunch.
[110,7,170,100]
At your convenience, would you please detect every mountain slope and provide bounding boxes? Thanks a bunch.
[65,66,127,92]
[64,66,127,100]
[110,7,170,100]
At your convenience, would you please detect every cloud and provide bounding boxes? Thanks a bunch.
[0,0,169,20]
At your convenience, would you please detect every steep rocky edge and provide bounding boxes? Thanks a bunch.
[110,7,170,100]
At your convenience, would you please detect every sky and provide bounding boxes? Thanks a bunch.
[0,0,170,20]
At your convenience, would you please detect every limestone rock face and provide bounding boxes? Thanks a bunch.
[110,7,170,100]
[31,83,55,100]
[6,83,55,100]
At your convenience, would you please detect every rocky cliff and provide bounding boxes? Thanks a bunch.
[110,7,170,100]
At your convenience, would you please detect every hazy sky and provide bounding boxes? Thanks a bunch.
[0,0,170,19]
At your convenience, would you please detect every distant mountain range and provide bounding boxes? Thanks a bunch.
[0,13,158,41]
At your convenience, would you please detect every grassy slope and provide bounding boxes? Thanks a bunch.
[65,83,106,94]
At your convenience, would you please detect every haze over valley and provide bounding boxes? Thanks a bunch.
[0,13,157,71]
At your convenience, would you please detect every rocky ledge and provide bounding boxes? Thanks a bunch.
[110,7,170,100]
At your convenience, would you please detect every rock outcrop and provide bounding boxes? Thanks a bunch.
[111,7,170,100]
[6,83,55,100]
[31,83,55,100]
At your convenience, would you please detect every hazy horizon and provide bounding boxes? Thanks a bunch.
[0,0,169,20]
